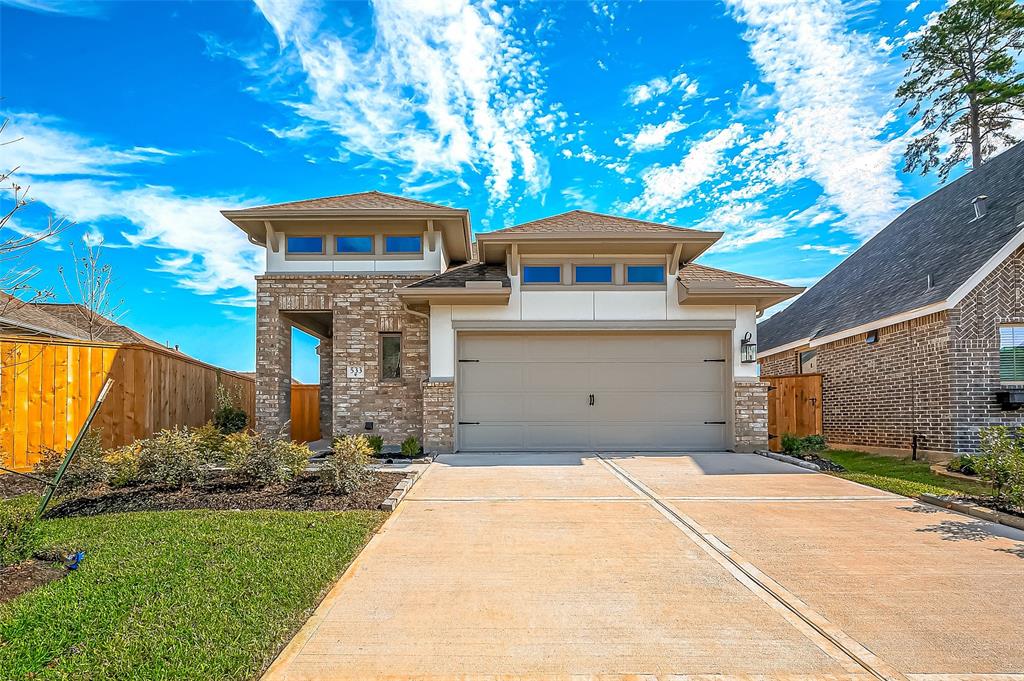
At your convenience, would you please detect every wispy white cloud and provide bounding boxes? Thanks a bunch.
[799,243,851,256]
[561,185,598,211]
[1,0,102,16]
[5,112,261,300]
[626,69,698,107]
[228,137,267,156]
[624,123,746,215]
[617,119,688,153]
[3,112,177,177]
[248,0,558,200]
[724,0,908,238]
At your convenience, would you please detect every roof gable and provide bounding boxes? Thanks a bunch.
[485,210,704,236]
[758,141,1024,353]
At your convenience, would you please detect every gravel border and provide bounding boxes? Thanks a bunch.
[918,493,1024,532]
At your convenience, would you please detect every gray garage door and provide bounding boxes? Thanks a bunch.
[456,332,728,451]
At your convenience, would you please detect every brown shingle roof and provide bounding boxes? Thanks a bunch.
[678,263,791,289]
[484,210,705,236]
[243,190,456,212]
[0,294,85,338]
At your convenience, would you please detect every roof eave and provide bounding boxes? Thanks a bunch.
[394,287,511,305]
[677,284,805,312]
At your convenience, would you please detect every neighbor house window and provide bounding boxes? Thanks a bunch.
[380,333,402,380]
[384,235,422,254]
[522,265,562,284]
[336,236,374,254]
[626,264,665,284]
[799,349,818,374]
[286,236,324,254]
[574,265,613,284]
[999,325,1024,382]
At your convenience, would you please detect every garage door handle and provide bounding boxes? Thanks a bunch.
[589,393,595,406]
[704,421,726,425]
[458,421,479,425]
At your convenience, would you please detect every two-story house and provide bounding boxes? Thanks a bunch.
[223,192,801,454]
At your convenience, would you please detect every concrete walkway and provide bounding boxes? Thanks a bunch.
[263,452,1024,681]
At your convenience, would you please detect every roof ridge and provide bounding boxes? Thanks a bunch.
[486,209,702,235]
[243,190,455,212]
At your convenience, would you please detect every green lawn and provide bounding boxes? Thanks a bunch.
[825,449,992,499]
[0,501,385,680]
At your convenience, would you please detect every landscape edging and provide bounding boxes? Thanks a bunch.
[918,493,1024,532]
[753,449,821,471]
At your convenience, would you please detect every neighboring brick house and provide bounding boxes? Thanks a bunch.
[223,192,802,454]
[758,142,1024,460]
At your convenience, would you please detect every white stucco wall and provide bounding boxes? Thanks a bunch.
[429,272,761,379]
[265,233,447,274]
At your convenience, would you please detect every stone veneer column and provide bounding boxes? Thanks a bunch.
[733,379,769,452]
[255,282,292,436]
[422,380,455,454]
[317,336,333,441]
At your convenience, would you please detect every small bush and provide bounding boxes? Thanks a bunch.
[213,384,248,435]
[324,435,372,493]
[0,495,40,567]
[780,433,826,457]
[33,430,108,492]
[366,434,384,455]
[103,442,142,488]
[222,432,310,485]
[194,421,225,457]
[976,425,1024,512]
[946,454,978,476]
[400,436,421,458]
[135,427,212,489]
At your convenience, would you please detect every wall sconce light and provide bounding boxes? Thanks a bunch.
[741,332,757,363]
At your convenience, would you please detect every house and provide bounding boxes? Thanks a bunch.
[758,141,1024,460]
[223,193,801,454]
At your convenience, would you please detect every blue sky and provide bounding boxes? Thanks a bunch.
[0,0,968,382]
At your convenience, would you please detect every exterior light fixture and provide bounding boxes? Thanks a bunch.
[740,332,757,363]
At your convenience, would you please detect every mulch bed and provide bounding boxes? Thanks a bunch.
[0,556,68,604]
[0,473,47,500]
[957,494,1024,519]
[44,471,405,519]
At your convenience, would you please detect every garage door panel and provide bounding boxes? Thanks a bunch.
[589,362,725,391]
[587,333,724,361]
[458,363,524,392]
[458,424,525,450]
[459,335,528,361]
[524,364,590,391]
[593,391,725,423]
[590,423,726,451]
[461,393,591,422]
[525,423,593,449]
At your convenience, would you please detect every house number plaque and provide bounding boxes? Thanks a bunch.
[347,366,365,379]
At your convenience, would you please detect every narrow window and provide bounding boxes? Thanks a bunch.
[380,333,402,380]
[286,236,324,254]
[999,325,1024,382]
[799,349,818,374]
[574,265,613,284]
[384,235,422,253]
[522,265,562,284]
[626,264,665,284]
[336,236,374,254]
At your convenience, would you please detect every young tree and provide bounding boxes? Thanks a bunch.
[897,0,1024,180]
[58,241,124,341]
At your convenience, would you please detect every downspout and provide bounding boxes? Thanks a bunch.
[402,302,429,320]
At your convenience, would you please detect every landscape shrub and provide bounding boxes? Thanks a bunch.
[400,436,421,458]
[324,435,372,493]
[366,434,384,455]
[212,384,248,435]
[946,453,978,476]
[221,431,311,485]
[976,426,1024,512]
[135,427,212,489]
[0,495,40,567]
[780,433,826,456]
[33,430,108,492]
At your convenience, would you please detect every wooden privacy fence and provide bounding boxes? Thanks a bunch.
[764,373,823,452]
[0,336,255,472]
[290,384,321,443]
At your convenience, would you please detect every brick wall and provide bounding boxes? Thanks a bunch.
[256,274,429,445]
[948,245,1024,453]
[759,348,801,377]
[734,380,769,452]
[422,380,455,454]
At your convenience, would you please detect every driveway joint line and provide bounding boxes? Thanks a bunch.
[595,454,906,681]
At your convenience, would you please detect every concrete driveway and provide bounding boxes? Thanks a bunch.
[264,452,1024,681]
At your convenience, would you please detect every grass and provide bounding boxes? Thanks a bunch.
[824,449,993,499]
[0,500,385,680]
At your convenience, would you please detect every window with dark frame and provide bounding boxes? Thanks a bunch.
[336,236,374,254]
[384,235,422,253]
[285,236,324,254]
[999,325,1024,382]
[380,333,402,380]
